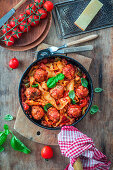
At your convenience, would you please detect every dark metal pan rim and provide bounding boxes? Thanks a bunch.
[18,54,93,130]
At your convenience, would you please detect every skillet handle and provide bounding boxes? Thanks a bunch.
[37,49,51,60]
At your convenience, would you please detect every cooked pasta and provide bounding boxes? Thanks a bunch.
[21,58,90,128]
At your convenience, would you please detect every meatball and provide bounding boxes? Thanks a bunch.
[31,106,44,120]
[50,85,64,99]
[67,105,81,118]
[34,69,47,82]
[47,107,60,123]
[76,85,88,99]
[63,64,75,80]
[25,87,41,100]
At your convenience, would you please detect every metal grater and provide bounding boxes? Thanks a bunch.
[52,0,113,39]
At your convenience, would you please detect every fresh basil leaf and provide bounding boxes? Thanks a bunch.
[4,124,9,130]
[90,105,99,114]
[10,135,31,154]
[47,77,57,88]
[56,73,65,81]
[72,99,76,104]
[44,103,52,112]
[81,78,88,88]
[3,114,13,121]
[0,146,4,152]
[32,84,38,88]
[94,88,103,93]
[0,132,7,146]
[69,90,75,100]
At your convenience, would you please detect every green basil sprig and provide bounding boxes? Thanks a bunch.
[94,88,103,93]
[3,114,13,121]
[32,84,38,88]
[81,78,88,88]
[69,90,76,104]
[47,73,65,88]
[0,124,31,154]
[90,105,99,114]
[44,103,52,112]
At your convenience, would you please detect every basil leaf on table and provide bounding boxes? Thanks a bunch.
[69,90,76,104]
[4,124,10,135]
[0,132,7,146]
[10,135,31,154]
[0,145,4,152]
[94,88,103,93]
[44,103,52,112]
[3,114,13,121]
[81,78,88,88]
[90,105,99,114]
[32,84,38,87]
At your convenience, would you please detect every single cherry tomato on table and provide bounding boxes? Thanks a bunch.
[12,28,22,39]
[4,35,14,46]
[34,0,44,7]
[10,17,20,28]
[28,15,39,26]
[2,24,12,34]
[25,4,36,15]
[18,13,27,22]
[9,57,19,69]
[43,1,54,11]
[19,21,31,32]
[36,9,47,19]
[41,146,53,160]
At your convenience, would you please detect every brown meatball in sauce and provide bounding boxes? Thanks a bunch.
[25,87,41,100]
[63,64,75,80]
[31,106,44,120]
[76,85,89,99]
[50,85,64,99]
[67,105,81,118]
[47,107,60,123]
[34,69,47,82]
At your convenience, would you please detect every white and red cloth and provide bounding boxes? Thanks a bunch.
[58,126,111,170]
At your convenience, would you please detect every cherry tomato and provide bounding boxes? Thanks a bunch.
[28,15,39,26]
[9,57,19,69]
[12,28,22,39]
[34,0,44,7]
[26,4,36,15]
[4,35,14,46]
[43,1,54,11]
[22,102,29,111]
[2,24,12,34]
[19,21,31,32]
[10,17,20,28]
[18,13,27,22]
[37,9,47,19]
[41,146,53,159]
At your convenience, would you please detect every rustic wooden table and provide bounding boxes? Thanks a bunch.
[0,1,113,169]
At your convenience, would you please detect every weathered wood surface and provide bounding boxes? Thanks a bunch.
[0,0,113,169]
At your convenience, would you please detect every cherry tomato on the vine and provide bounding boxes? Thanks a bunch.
[25,4,36,15]
[41,146,53,159]
[34,0,44,8]
[2,24,12,34]
[10,17,20,28]
[37,9,47,19]
[19,21,31,32]
[28,15,39,26]
[9,57,19,69]
[12,28,22,39]
[43,1,54,11]
[4,35,14,46]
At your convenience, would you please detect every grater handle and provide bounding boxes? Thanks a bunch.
[67,34,98,47]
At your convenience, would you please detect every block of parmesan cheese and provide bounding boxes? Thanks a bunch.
[74,0,103,31]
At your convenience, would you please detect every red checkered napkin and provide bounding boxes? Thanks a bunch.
[58,126,111,170]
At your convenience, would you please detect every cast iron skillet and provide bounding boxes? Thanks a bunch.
[18,50,93,130]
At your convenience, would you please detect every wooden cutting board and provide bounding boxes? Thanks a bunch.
[14,44,92,145]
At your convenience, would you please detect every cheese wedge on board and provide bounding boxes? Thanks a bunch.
[74,0,103,31]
